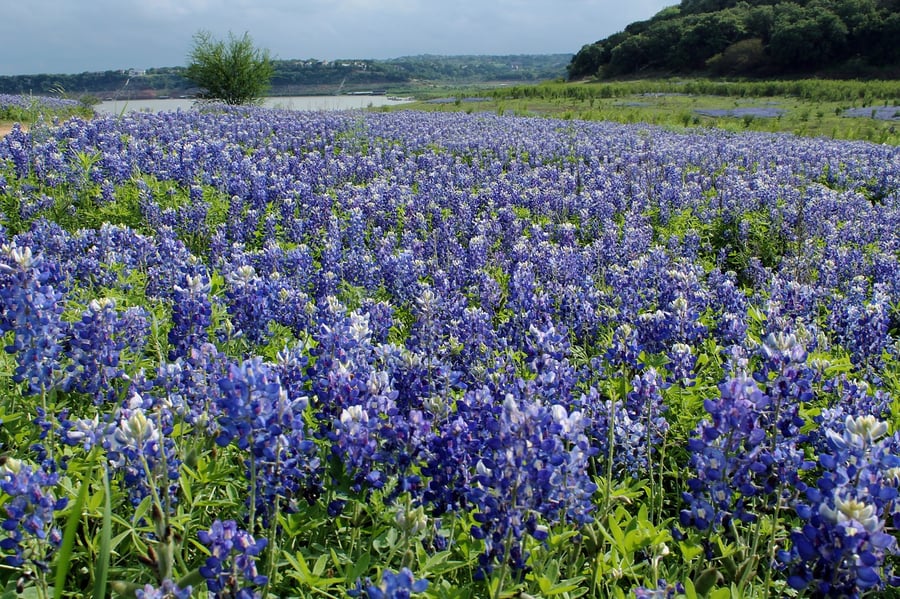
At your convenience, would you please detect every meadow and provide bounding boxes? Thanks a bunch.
[0,94,899,599]
[396,79,900,145]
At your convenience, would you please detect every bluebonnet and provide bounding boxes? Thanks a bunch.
[829,281,893,373]
[633,579,685,598]
[59,389,181,506]
[680,374,775,531]
[666,342,696,387]
[681,331,816,534]
[63,297,149,404]
[198,520,268,599]
[523,322,578,404]
[0,93,79,112]
[325,346,433,496]
[604,323,643,372]
[706,268,748,346]
[0,458,67,570]
[143,226,206,305]
[167,272,212,361]
[586,369,671,480]
[105,394,181,507]
[350,568,429,599]
[5,103,900,596]
[0,123,33,177]
[783,413,900,596]
[460,385,597,579]
[0,244,67,395]
[214,357,322,521]
[221,263,274,346]
[151,342,230,428]
[135,580,192,599]
[306,299,434,496]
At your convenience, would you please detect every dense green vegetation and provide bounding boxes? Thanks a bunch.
[568,0,900,79]
[388,78,900,144]
[185,31,274,105]
[0,93,93,125]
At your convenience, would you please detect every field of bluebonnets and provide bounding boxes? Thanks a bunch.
[0,94,899,599]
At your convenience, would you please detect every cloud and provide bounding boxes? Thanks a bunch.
[134,0,215,19]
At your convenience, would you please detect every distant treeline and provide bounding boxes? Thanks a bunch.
[569,0,900,79]
[0,55,570,100]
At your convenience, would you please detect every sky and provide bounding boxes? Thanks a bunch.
[1,0,675,76]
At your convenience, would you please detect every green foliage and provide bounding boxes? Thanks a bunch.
[0,96,92,125]
[707,38,767,76]
[184,30,274,106]
[569,0,900,79]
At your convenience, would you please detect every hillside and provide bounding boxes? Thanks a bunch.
[568,0,900,80]
[0,54,570,100]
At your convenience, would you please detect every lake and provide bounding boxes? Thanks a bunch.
[94,95,413,114]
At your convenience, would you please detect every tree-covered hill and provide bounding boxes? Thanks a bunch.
[0,55,570,100]
[568,0,900,79]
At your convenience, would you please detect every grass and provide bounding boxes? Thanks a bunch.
[381,78,900,145]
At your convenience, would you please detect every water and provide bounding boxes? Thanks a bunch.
[94,95,412,115]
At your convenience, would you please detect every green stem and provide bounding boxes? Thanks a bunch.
[762,487,785,599]
[492,523,516,599]
[604,390,616,517]
[262,497,282,599]
[248,441,258,537]
[402,493,413,569]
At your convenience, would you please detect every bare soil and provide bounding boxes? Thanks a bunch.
[0,122,26,138]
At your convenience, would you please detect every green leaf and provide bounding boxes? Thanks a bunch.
[55,459,95,599]
[542,577,586,596]
[313,553,328,577]
[109,581,142,599]
[678,539,705,561]
[283,551,312,581]
[346,552,371,582]
[130,495,152,527]
[607,514,626,548]
[683,578,698,599]
[694,567,721,597]
[421,550,466,577]
[94,467,112,599]
[176,568,206,590]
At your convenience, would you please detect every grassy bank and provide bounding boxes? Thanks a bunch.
[385,78,900,145]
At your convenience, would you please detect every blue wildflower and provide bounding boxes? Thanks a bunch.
[0,459,67,570]
[350,567,428,599]
[135,579,192,599]
[783,414,900,597]
[198,520,268,599]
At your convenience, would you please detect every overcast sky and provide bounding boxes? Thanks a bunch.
[1,0,675,76]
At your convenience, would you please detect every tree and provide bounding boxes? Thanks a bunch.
[707,37,768,74]
[185,31,273,105]
[567,43,605,79]
[769,5,847,69]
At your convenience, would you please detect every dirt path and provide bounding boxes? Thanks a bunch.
[0,122,27,138]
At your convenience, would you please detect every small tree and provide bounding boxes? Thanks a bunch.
[185,30,273,105]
